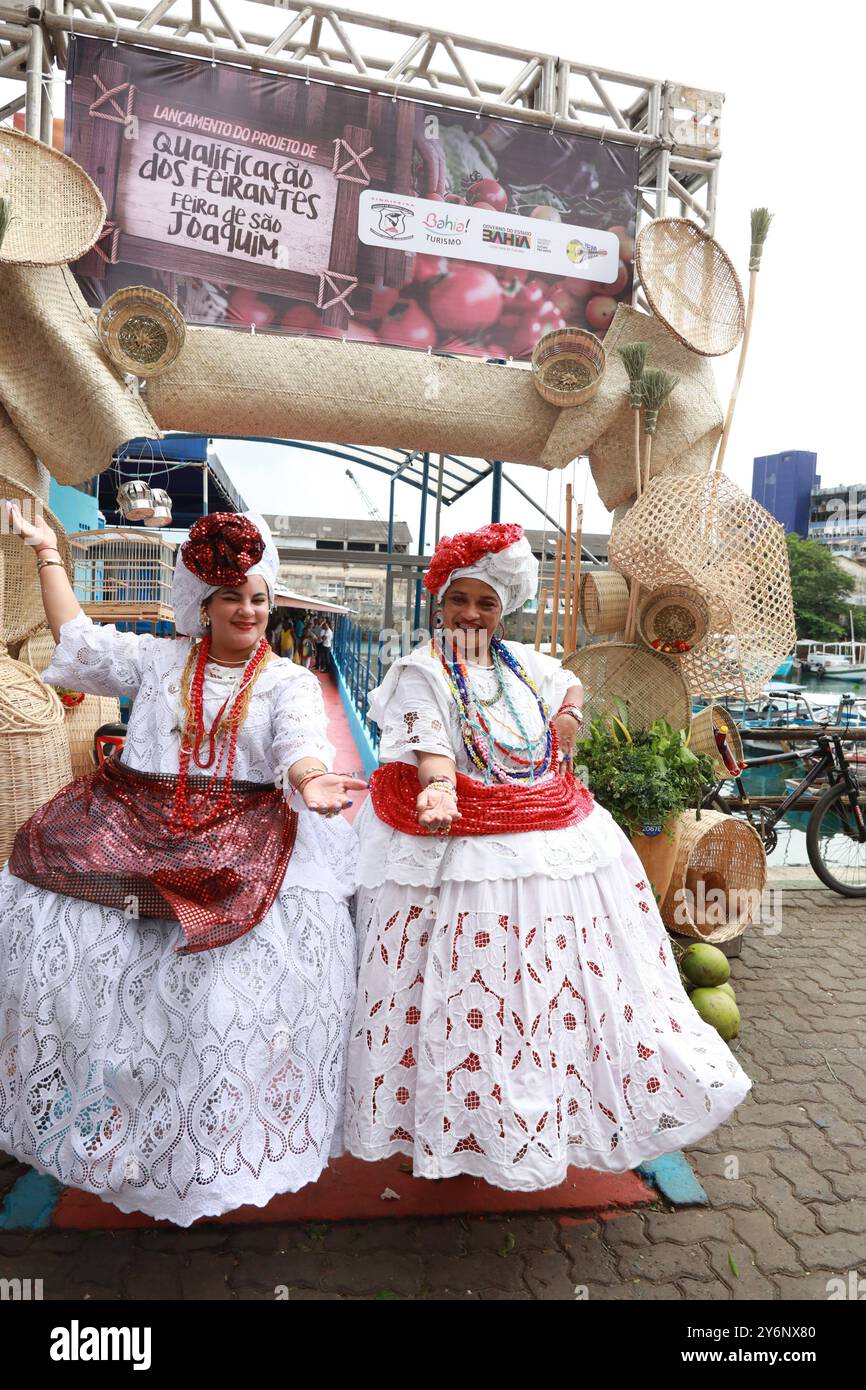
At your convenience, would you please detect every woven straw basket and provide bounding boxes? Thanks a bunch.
[562,641,691,733]
[531,328,605,407]
[581,570,630,636]
[0,126,106,267]
[65,695,122,779]
[688,704,745,780]
[0,553,72,863]
[637,584,710,656]
[608,472,796,699]
[0,403,51,502]
[17,625,56,673]
[539,306,723,507]
[660,810,766,943]
[635,218,745,358]
[0,473,73,647]
[97,286,186,378]
[0,262,161,487]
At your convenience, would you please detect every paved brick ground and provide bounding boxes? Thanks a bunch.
[1,889,863,1301]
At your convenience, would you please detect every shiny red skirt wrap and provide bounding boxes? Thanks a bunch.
[9,757,298,955]
[369,761,595,836]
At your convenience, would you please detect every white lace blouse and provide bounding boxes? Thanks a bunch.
[354,639,622,890]
[42,611,335,785]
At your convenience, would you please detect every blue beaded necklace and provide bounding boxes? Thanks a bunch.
[433,633,552,784]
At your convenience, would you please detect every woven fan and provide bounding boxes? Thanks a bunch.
[0,126,106,267]
[635,218,745,357]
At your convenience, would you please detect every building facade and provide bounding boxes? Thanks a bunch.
[808,484,866,563]
[263,514,414,618]
[752,451,819,536]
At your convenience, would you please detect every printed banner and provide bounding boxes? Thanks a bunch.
[66,37,639,359]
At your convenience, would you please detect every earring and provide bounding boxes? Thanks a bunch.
[495,621,505,640]
[433,611,444,629]
[199,605,211,629]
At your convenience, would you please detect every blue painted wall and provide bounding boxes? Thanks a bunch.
[48,480,101,535]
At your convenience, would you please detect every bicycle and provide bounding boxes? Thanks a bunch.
[701,726,866,897]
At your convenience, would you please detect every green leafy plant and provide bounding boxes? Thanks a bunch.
[574,702,716,836]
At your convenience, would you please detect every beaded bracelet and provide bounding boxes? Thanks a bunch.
[556,705,584,723]
[426,776,457,797]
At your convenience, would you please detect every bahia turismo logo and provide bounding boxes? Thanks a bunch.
[369,201,413,241]
[50,1321,152,1372]
[421,207,471,247]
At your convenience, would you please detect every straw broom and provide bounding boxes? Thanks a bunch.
[563,483,573,653]
[624,368,679,641]
[713,209,773,479]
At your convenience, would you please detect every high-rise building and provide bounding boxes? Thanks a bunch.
[752,451,819,536]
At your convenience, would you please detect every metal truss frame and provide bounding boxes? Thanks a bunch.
[0,0,721,235]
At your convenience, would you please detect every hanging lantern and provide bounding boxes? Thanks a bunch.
[143,488,172,527]
[116,480,154,521]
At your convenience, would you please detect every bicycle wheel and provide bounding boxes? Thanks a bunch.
[806,780,866,896]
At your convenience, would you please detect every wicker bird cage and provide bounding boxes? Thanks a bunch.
[607,472,796,699]
[562,641,692,733]
[660,810,766,943]
[69,527,175,624]
[581,570,630,636]
[688,704,745,780]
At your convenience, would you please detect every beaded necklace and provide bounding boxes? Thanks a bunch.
[170,633,271,833]
[433,634,552,784]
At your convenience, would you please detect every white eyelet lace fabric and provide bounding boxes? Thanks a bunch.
[0,612,359,1223]
[346,640,752,1188]
[345,842,752,1188]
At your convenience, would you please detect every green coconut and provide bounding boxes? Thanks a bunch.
[681,942,731,988]
[691,987,741,1041]
[717,982,737,1001]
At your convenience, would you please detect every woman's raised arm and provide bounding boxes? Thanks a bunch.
[5,499,80,642]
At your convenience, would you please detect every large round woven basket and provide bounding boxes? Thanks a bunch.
[97,286,187,378]
[0,126,106,267]
[562,641,692,733]
[635,218,745,357]
[0,475,73,647]
[688,704,745,780]
[638,584,710,656]
[0,546,73,862]
[581,570,630,636]
[65,695,122,780]
[531,328,606,407]
[660,810,766,942]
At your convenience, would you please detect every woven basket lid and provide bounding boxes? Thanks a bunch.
[635,219,745,357]
[562,641,692,732]
[97,286,186,377]
[0,126,106,267]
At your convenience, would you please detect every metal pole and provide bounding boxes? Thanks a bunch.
[384,474,395,636]
[490,460,503,521]
[413,451,430,630]
[25,23,42,139]
[202,461,209,516]
[434,452,445,544]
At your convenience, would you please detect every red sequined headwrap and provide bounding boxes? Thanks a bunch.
[423,522,524,597]
[181,512,265,587]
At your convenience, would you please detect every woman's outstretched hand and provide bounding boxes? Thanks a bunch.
[416,783,462,835]
[302,772,367,817]
[5,498,58,554]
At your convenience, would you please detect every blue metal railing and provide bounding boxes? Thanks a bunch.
[333,613,384,756]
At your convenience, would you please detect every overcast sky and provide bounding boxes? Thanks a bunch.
[3,1,861,545]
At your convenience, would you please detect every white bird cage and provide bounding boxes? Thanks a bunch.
[69,528,176,624]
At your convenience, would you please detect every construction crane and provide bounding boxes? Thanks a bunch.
[345,468,390,541]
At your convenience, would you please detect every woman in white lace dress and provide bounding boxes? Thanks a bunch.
[344,524,751,1190]
[0,505,364,1226]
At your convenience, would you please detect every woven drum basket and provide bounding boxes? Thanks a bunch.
[634,218,745,357]
[0,473,73,647]
[607,472,797,699]
[562,642,691,733]
[581,570,630,636]
[688,704,745,780]
[65,695,122,780]
[660,810,766,943]
[531,328,606,407]
[0,555,73,862]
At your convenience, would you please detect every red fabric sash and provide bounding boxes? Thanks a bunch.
[369,761,595,837]
[9,757,297,955]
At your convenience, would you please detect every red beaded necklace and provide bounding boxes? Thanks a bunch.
[169,633,271,834]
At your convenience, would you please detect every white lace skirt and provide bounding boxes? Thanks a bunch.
[345,811,752,1189]
[0,812,358,1227]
